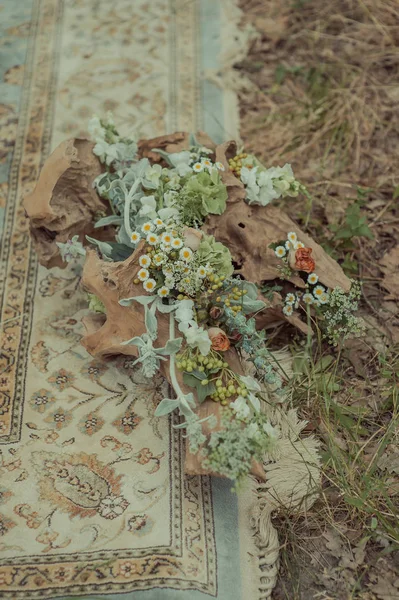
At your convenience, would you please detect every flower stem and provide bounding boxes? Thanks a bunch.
[169,310,185,399]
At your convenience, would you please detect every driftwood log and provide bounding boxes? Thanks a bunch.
[23,139,110,269]
[24,132,350,478]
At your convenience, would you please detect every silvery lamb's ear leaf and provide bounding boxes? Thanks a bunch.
[155,398,180,416]
[132,158,150,179]
[119,295,155,307]
[154,298,177,314]
[120,336,145,347]
[179,393,196,417]
[150,148,173,165]
[189,132,198,147]
[145,306,158,339]
[94,215,123,228]
[157,337,183,356]
[116,224,135,247]
[85,236,113,261]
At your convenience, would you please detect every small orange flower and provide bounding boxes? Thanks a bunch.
[289,247,315,273]
[208,327,230,352]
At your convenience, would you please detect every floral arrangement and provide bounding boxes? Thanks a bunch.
[29,113,363,483]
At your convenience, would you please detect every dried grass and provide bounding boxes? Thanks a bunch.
[237,1,399,597]
[238,0,399,193]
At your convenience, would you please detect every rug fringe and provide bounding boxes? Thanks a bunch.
[250,405,322,599]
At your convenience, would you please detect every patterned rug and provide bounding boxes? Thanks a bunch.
[0,1,259,598]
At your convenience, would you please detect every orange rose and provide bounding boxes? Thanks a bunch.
[289,247,315,273]
[207,327,230,352]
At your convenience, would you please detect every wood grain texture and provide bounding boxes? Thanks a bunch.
[23,139,108,268]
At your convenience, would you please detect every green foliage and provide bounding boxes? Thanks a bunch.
[183,371,216,404]
[261,283,283,300]
[330,201,373,241]
[274,64,304,85]
[202,408,273,482]
[291,344,399,544]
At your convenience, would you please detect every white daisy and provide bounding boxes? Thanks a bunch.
[313,285,325,298]
[137,268,149,282]
[319,292,329,305]
[285,293,296,305]
[215,162,225,171]
[287,231,297,244]
[131,231,141,244]
[285,240,292,250]
[154,218,164,228]
[202,159,212,169]
[275,246,286,258]
[192,162,203,173]
[171,238,183,249]
[180,247,193,262]
[142,222,154,234]
[197,266,207,278]
[307,273,319,285]
[283,304,293,316]
[161,232,173,245]
[157,286,170,298]
[153,253,164,266]
[139,255,151,268]
[143,278,156,292]
[302,293,314,305]
[146,232,158,246]
[294,241,305,249]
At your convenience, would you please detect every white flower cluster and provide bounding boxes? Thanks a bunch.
[174,299,211,356]
[167,148,225,178]
[322,284,365,346]
[275,232,330,316]
[241,163,300,206]
[274,230,305,259]
[131,217,212,298]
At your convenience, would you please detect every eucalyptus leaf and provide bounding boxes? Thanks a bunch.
[241,296,266,314]
[242,281,260,299]
[94,215,123,228]
[183,373,215,403]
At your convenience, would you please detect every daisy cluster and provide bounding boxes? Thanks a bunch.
[274,230,305,259]
[275,232,330,316]
[187,145,225,175]
[130,218,213,298]
[282,279,330,316]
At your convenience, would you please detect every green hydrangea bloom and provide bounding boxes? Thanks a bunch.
[176,170,227,225]
[185,170,227,214]
[197,234,234,278]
